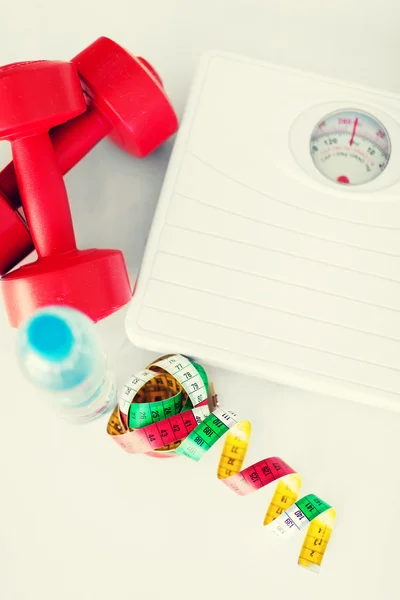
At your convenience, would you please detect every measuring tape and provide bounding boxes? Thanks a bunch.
[107,354,209,455]
[268,492,336,572]
[107,354,336,572]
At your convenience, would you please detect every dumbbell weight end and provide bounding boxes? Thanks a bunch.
[2,247,132,327]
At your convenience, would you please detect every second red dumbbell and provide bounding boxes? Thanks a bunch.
[0,194,31,274]
[0,36,178,208]
[0,60,132,327]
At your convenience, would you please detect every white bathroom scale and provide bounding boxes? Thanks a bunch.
[125,50,400,411]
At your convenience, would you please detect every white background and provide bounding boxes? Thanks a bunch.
[0,1,399,598]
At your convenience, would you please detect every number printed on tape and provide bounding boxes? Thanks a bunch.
[156,355,207,406]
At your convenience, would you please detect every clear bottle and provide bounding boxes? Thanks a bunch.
[16,305,117,423]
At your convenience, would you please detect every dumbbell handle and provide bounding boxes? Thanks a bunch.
[50,104,112,176]
[12,134,76,257]
[0,104,111,208]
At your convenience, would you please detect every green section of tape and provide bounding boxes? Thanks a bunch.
[175,440,207,461]
[128,391,183,429]
[176,413,229,461]
[296,494,332,521]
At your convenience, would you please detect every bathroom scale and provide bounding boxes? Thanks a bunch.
[125,50,400,412]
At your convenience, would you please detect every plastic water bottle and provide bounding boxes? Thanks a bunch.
[16,305,117,423]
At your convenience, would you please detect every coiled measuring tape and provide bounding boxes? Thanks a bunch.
[107,354,336,572]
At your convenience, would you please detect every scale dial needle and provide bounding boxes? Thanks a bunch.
[349,117,359,146]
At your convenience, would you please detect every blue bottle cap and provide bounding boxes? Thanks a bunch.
[26,313,74,362]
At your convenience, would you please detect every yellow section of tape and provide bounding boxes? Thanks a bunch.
[107,404,124,437]
[264,475,303,524]
[298,508,336,573]
[217,419,250,479]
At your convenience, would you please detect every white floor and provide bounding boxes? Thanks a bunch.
[1,1,399,598]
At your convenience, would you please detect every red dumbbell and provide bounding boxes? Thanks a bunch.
[0,60,132,327]
[0,36,178,208]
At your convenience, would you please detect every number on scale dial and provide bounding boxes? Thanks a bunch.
[310,109,391,185]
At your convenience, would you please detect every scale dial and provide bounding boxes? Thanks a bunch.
[310,109,391,186]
